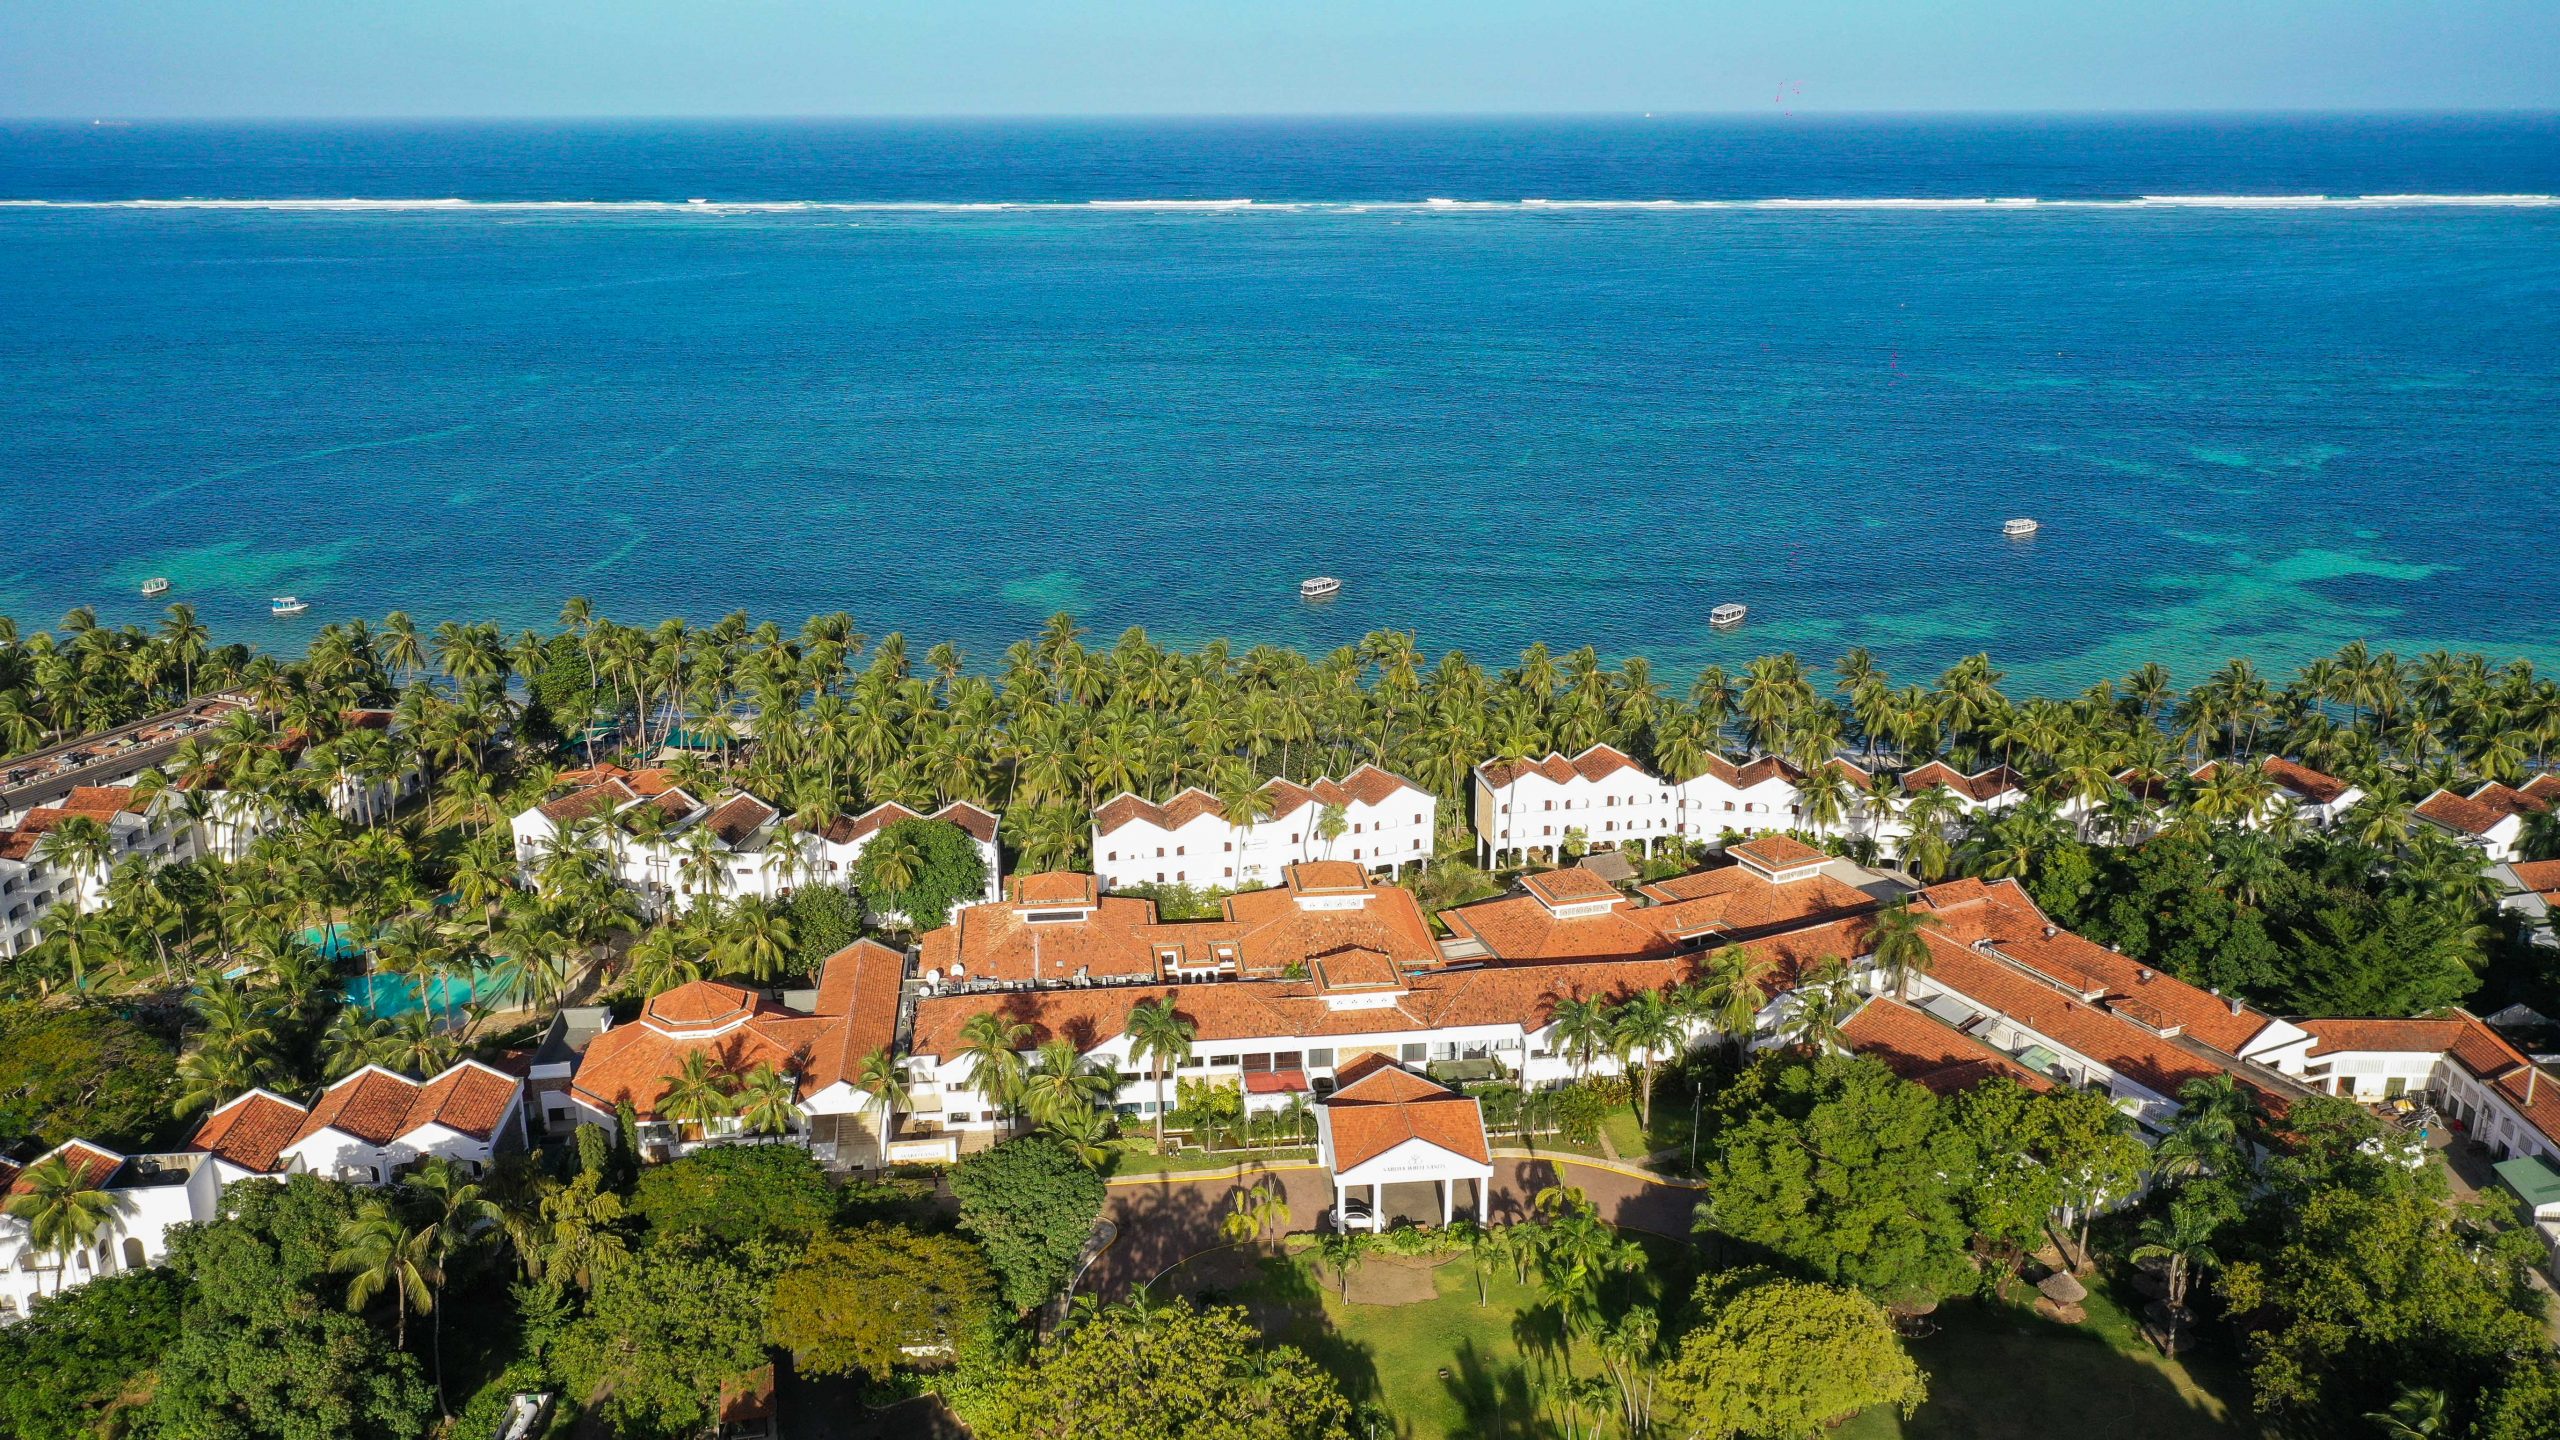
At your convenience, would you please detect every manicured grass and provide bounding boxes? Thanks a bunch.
[1836,1284,2255,1440]
[1180,1244,2251,1440]
[1103,1143,1315,1178]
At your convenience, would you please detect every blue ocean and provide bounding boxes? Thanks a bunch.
[3,116,2557,692]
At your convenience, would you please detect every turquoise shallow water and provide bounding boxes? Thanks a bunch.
[4,119,2558,693]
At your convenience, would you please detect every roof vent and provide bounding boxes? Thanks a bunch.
[2230,994,2245,1016]
[2137,968,2154,983]
[2043,925,2057,939]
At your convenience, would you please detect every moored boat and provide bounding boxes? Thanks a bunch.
[2003,517,2040,537]
[270,596,309,617]
[141,577,171,598]
[1300,576,1343,600]
[1709,602,1748,628]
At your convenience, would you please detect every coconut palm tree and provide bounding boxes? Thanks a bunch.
[333,1195,435,1352]
[853,1048,910,1161]
[1866,898,1940,1002]
[1609,990,1685,1128]
[406,1159,496,1416]
[1019,1037,1114,1127]
[1700,944,1778,1057]
[1125,997,1195,1152]
[2364,1387,2450,1440]
[958,1012,1033,1130]
[714,894,794,982]
[1545,995,1613,1083]
[1220,1180,1293,1248]
[2129,1206,2221,1352]
[2,1154,125,1296]
[735,1061,802,1137]
[658,1051,736,1142]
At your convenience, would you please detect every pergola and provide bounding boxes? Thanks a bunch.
[1315,1057,1495,1228]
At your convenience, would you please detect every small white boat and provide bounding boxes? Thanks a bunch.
[1709,602,1748,628]
[141,578,171,598]
[2003,517,2041,537]
[269,596,309,617]
[1299,576,1343,600]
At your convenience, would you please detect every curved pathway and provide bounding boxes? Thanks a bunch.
[1086,1150,1702,1300]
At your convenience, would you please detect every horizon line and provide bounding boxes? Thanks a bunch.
[9,106,2560,125]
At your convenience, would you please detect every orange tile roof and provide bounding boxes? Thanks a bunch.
[804,940,907,1091]
[2468,782,2554,823]
[537,779,637,827]
[61,785,144,817]
[1477,745,1647,789]
[1520,866,1622,906]
[1682,752,1804,789]
[933,801,1000,843]
[644,980,769,1030]
[1313,947,1405,992]
[186,1090,311,1172]
[2296,1017,2470,1059]
[1011,871,1101,906]
[1729,834,1829,872]
[570,1011,818,1119]
[403,1062,521,1140]
[1439,890,1674,962]
[923,890,1162,985]
[1324,1065,1489,1171]
[1288,860,1370,892]
[702,793,778,846]
[1842,997,2054,1095]
[294,1068,427,1146]
[2417,788,2507,837]
[2511,860,2560,896]
[1900,762,2025,803]
[930,868,1437,985]
[2261,757,2353,805]
[7,1141,126,1195]
[1639,867,1877,944]
[1094,766,1424,835]
[2524,775,2560,803]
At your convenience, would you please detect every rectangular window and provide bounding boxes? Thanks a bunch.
[1274,1050,1304,1069]
[1224,867,1234,878]
[1400,1043,1427,1063]
[1307,1048,1336,1068]
[1223,841,1234,851]
[1241,1053,1272,1072]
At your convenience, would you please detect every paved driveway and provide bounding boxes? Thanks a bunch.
[1087,1154,1701,1299]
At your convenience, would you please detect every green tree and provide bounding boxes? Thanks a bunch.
[1125,996,1196,1152]
[0,1002,179,1151]
[2,1153,125,1295]
[147,1176,435,1440]
[961,1299,1353,1440]
[770,1225,998,1380]
[0,1269,184,1440]
[630,1143,837,1245]
[949,1134,1107,1312]
[783,883,865,977]
[553,1241,782,1440]
[851,817,989,930]
[1656,1269,1927,1440]
[1696,1053,1973,1306]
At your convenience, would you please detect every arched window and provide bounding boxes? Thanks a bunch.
[123,1237,147,1270]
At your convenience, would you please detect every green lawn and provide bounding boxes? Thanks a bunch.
[1837,1284,2256,1440]
[1102,1143,1315,1178]
[1175,1244,2253,1440]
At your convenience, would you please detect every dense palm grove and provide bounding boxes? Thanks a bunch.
[5,601,2560,1439]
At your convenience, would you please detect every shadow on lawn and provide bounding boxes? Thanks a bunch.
[1876,1290,2257,1440]
[1442,1338,1549,1440]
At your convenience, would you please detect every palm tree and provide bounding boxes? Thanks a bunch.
[406,1160,496,1416]
[1783,960,1859,1051]
[658,1051,736,1141]
[1701,944,1778,1057]
[1019,1037,1113,1127]
[2364,1387,2449,1440]
[1545,995,1613,1083]
[735,1061,802,1137]
[1316,1227,1374,1298]
[853,1048,910,1162]
[2,1154,124,1295]
[1125,997,1195,1152]
[2129,1206,2221,1353]
[714,894,794,982]
[333,1194,435,1352]
[1219,1180,1293,1248]
[1609,991,1685,1127]
[1866,899,1940,1001]
[958,1012,1033,1130]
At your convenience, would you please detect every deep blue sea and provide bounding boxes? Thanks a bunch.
[4,116,2558,692]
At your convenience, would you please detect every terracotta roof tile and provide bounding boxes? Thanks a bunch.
[7,1142,126,1195]
[1094,769,1425,835]
[933,801,1000,843]
[703,793,779,847]
[403,1062,520,1140]
[1478,745,1649,790]
[1900,762,2026,804]
[1521,866,1622,906]
[2511,860,2560,896]
[805,940,907,1091]
[186,1090,311,1172]
[2261,757,2352,805]
[1325,1066,1489,1171]
[2468,782,2553,824]
[293,1068,423,1146]
[2417,788,2506,837]
[643,980,769,1031]
[537,780,637,827]
[1729,834,1829,873]
[1842,997,2054,1095]
[2296,1017,2469,1059]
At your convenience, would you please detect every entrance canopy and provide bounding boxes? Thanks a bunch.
[1316,1056,1494,1227]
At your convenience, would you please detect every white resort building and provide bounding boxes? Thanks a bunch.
[1472,745,1684,868]
[2,1061,525,1323]
[2416,775,2559,864]
[1092,765,1436,892]
[510,765,1001,917]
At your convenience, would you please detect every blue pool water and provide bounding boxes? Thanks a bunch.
[343,962,513,1020]
[3,116,2557,693]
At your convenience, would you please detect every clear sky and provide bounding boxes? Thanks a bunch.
[4,0,2556,118]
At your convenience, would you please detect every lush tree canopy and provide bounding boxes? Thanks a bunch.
[552,1240,784,1440]
[851,816,988,930]
[629,1143,837,1246]
[1697,1053,1973,1305]
[0,1002,180,1151]
[783,883,866,977]
[1657,1269,1927,1440]
[960,1299,1353,1440]
[949,1134,1107,1312]
[146,1176,434,1440]
[770,1225,999,1380]
[0,1268,184,1440]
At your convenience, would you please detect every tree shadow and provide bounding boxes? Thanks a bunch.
[1441,1337,1553,1440]
[1888,1294,2257,1440]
